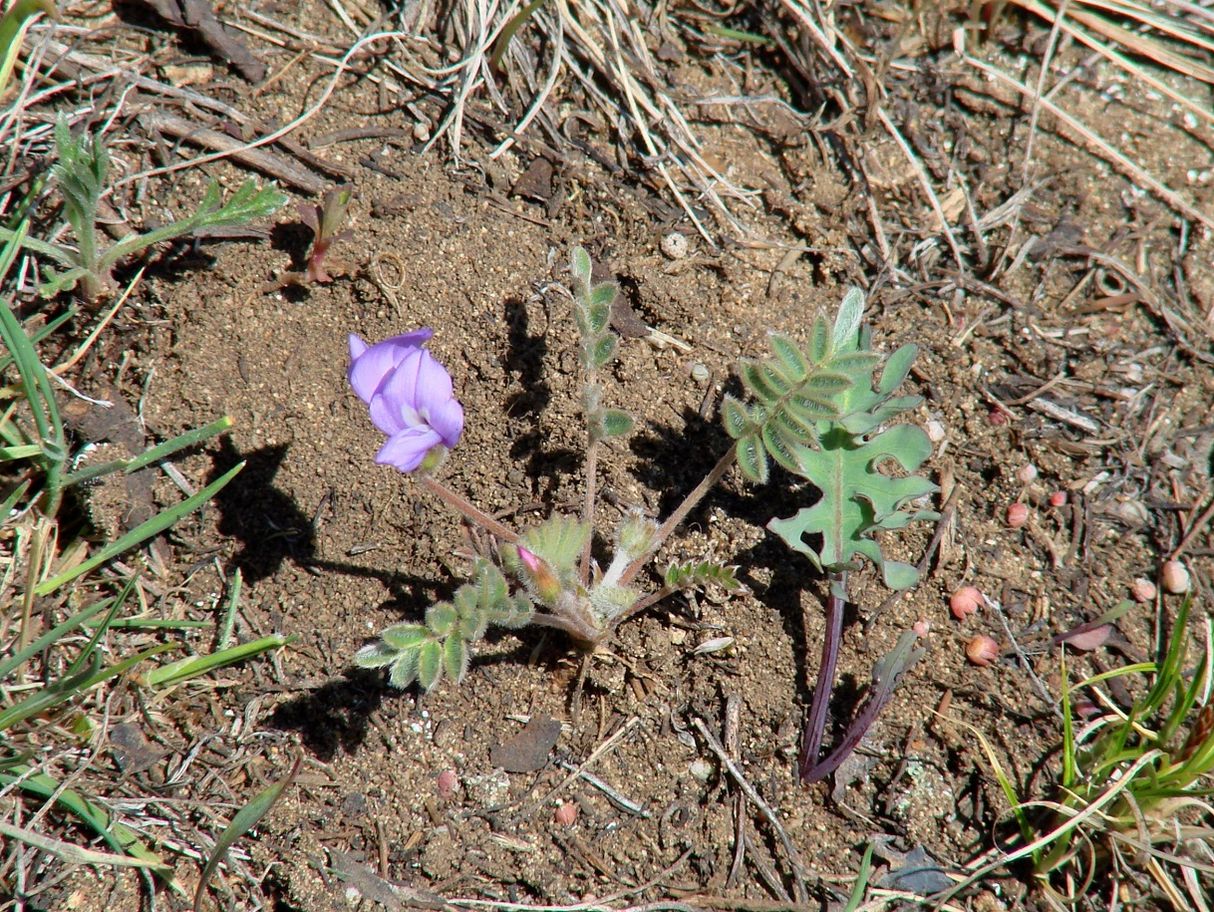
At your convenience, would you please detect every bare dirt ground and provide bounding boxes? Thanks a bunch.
[6,1,1214,911]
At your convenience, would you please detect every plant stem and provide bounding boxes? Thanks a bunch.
[416,475,518,543]
[799,572,847,781]
[618,448,736,587]
[579,439,598,584]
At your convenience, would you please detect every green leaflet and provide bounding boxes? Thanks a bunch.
[354,559,529,691]
[730,287,938,589]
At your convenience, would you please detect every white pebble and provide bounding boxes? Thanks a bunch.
[690,362,709,383]
[660,232,689,259]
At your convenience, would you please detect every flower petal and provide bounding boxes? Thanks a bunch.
[367,390,404,436]
[412,350,455,412]
[347,329,434,403]
[376,427,442,473]
[427,396,464,447]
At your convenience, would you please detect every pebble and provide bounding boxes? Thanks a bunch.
[660,232,689,259]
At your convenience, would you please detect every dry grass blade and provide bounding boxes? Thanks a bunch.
[960,45,1214,232]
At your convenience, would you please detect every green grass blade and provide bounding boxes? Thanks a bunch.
[216,568,241,649]
[842,841,875,912]
[61,415,234,488]
[35,461,244,595]
[193,755,300,912]
[0,767,172,876]
[0,478,31,519]
[0,226,66,471]
[144,634,295,688]
[0,819,163,870]
[0,305,76,377]
[0,599,112,679]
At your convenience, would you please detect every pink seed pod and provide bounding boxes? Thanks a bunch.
[1006,502,1029,528]
[1017,463,1038,484]
[950,586,983,620]
[1131,578,1157,603]
[912,619,931,638]
[553,802,578,826]
[1049,490,1068,508]
[436,769,459,799]
[1161,560,1191,594]
[966,634,1000,667]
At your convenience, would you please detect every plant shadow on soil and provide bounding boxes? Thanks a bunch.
[631,402,846,713]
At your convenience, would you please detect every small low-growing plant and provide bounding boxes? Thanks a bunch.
[351,252,937,769]
[721,287,938,782]
[950,593,1214,909]
[0,119,286,301]
[351,247,744,689]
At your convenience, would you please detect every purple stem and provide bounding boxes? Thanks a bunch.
[416,475,519,543]
[799,572,847,782]
[802,627,920,783]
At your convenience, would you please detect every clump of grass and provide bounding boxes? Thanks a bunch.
[1,205,291,900]
[955,592,1214,910]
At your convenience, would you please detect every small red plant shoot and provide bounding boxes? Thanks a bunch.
[299,186,353,283]
[950,586,983,620]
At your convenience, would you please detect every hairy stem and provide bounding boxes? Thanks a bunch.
[618,448,736,587]
[530,607,601,648]
[579,439,598,584]
[799,572,847,781]
[416,474,518,543]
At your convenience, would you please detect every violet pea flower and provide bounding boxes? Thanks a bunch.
[348,328,464,473]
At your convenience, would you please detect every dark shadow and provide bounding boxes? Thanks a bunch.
[269,667,395,759]
[500,294,581,492]
[209,438,316,583]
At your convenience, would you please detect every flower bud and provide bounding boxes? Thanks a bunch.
[950,586,983,620]
[517,546,562,605]
[966,634,1000,666]
[1161,560,1191,594]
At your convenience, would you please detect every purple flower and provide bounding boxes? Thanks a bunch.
[348,329,464,473]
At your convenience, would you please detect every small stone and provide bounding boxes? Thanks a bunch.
[689,362,709,383]
[966,634,1000,667]
[1005,502,1029,528]
[660,232,689,259]
[1131,578,1156,603]
[553,802,578,826]
[1017,463,1038,483]
[689,758,714,781]
[1161,560,1191,594]
[925,419,946,443]
[436,769,459,800]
